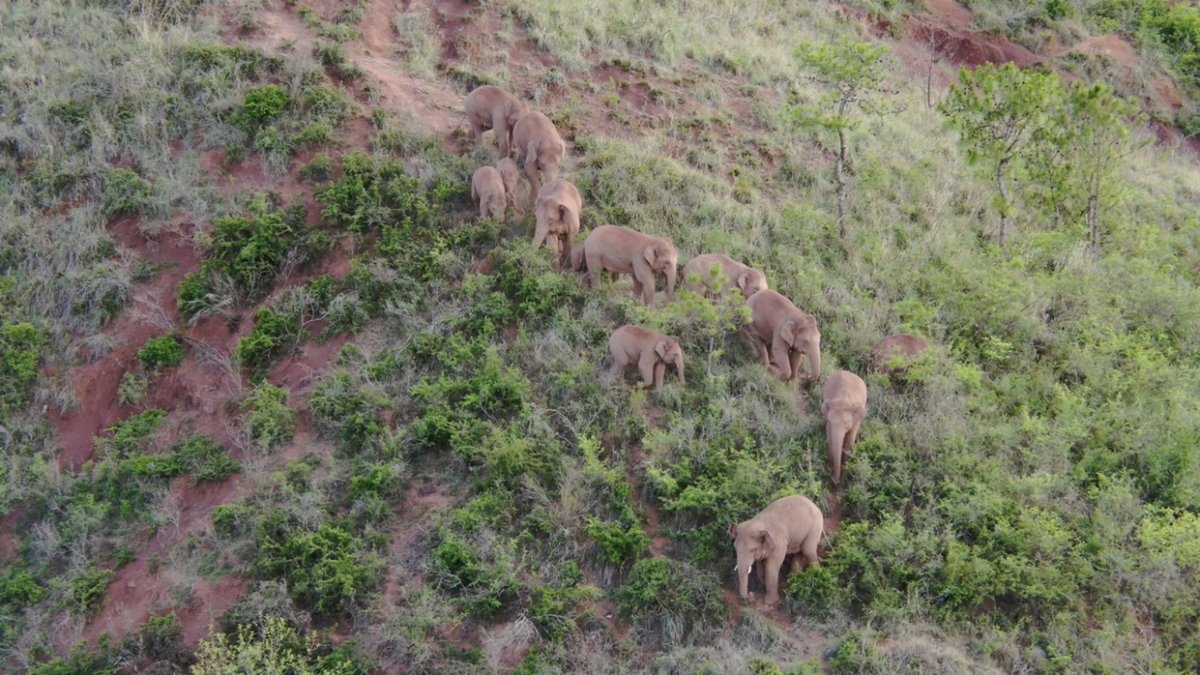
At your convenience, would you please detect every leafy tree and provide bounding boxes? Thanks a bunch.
[941,63,1063,245]
[794,37,893,236]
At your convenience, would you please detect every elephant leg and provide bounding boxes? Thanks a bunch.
[611,356,627,382]
[470,119,484,143]
[755,562,765,587]
[790,556,803,575]
[801,531,820,570]
[492,111,509,156]
[653,361,665,391]
[638,353,656,389]
[845,420,861,454]
[789,349,804,382]
[631,277,644,300]
[763,553,784,605]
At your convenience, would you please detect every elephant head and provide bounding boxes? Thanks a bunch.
[729,522,775,600]
[655,338,685,385]
[781,316,821,382]
[736,269,768,298]
[644,239,678,298]
[505,98,527,129]
[541,139,566,184]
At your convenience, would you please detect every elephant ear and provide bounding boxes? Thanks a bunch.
[643,245,657,266]
[736,272,749,290]
[781,319,797,345]
[728,523,739,540]
[758,529,775,553]
[559,204,570,224]
[654,340,668,359]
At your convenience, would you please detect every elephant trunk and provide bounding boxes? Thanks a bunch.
[826,421,843,486]
[807,347,821,383]
[665,264,676,299]
[675,355,685,385]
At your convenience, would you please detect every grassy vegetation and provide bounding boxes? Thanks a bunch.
[2,0,1200,672]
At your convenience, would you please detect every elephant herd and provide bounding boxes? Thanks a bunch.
[463,84,932,606]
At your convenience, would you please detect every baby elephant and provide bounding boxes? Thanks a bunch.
[608,325,684,391]
[871,333,930,377]
[584,225,678,306]
[745,290,821,384]
[822,370,867,486]
[464,85,526,157]
[568,242,587,273]
[471,166,507,221]
[730,495,824,606]
[682,253,768,299]
[533,178,582,266]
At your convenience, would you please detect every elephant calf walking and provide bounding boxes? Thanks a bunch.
[821,370,867,486]
[744,290,821,384]
[608,325,684,391]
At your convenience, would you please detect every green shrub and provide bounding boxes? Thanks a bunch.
[235,307,303,375]
[431,530,519,619]
[95,409,166,458]
[69,568,114,615]
[175,435,241,484]
[176,271,212,321]
[242,382,297,450]
[116,371,148,406]
[0,321,45,414]
[101,168,153,217]
[136,334,185,370]
[298,152,334,181]
[193,616,359,673]
[0,569,46,610]
[255,521,380,616]
[293,122,334,148]
[614,558,727,646]
[137,613,184,663]
[231,84,291,132]
[586,518,650,565]
[309,371,385,454]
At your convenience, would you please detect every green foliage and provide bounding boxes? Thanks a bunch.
[254,521,381,616]
[95,409,166,458]
[101,168,153,218]
[586,518,650,565]
[299,152,334,181]
[1144,3,1200,86]
[136,334,185,370]
[69,568,114,615]
[431,528,520,619]
[192,616,359,674]
[0,321,45,414]
[235,306,303,375]
[117,371,148,406]
[242,382,297,450]
[0,568,46,610]
[231,84,291,133]
[614,558,727,646]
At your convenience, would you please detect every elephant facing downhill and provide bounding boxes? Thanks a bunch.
[584,225,678,306]
[822,370,867,486]
[470,166,507,221]
[745,290,821,384]
[730,495,824,605]
[608,325,684,391]
[532,179,582,266]
[512,111,566,205]
[681,253,768,299]
[464,85,526,157]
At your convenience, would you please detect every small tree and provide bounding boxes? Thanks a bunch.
[794,38,893,236]
[940,63,1062,245]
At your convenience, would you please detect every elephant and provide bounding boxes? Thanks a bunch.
[584,225,678,306]
[744,290,821,384]
[730,495,824,605]
[496,157,523,214]
[532,178,582,266]
[871,333,930,377]
[608,324,685,391]
[464,85,526,157]
[470,166,507,221]
[568,242,587,273]
[512,110,566,205]
[681,253,768,299]
[822,370,867,486]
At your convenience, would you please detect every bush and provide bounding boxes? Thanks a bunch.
[101,168,153,218]
[0,321,45,414]
[231,84,291,132]
[255,521,381,616]
[242,382,298,450]
[193,616,360,673]
[136,334,185,370]
[116,371,148,406]
[298,153,334,181]
[235,307,303,375]
[95,409,166,458]
[430,530,520,620]
[69,568,114,615]
[615,558,727,646]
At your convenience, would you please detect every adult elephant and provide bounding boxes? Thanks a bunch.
[583,225,678,306]
[512,110,566,205]
[681,253,768,299]
[463,85,526,157]
[730,495,824,605]
[822,370,867,486]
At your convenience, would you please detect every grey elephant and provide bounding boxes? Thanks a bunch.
[464,85,526,157]
[584,225,678,306]
[470,166,507,221]
[512,110,566,205]
[532,178,582,266]
[745,290,821,384]
[681,253,768,299]
[730,495,824,605]
[608,324,684,391]
[822,370,867,486]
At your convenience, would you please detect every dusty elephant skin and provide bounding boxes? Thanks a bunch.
[471,166,508,221]
[681,253,769,299]
[496,157,522,214]
[822,370,867,486]
[583,224,678,306]
[512,110,566,205]
[608,324,684,391]
[730,495,824,605]
[464,85,526,157]
[871,333,930,377]
[745,290,821,384]
[532,178,582,266]
[568,241,587,273]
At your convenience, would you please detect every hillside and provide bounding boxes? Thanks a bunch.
[2,0,1199,672]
